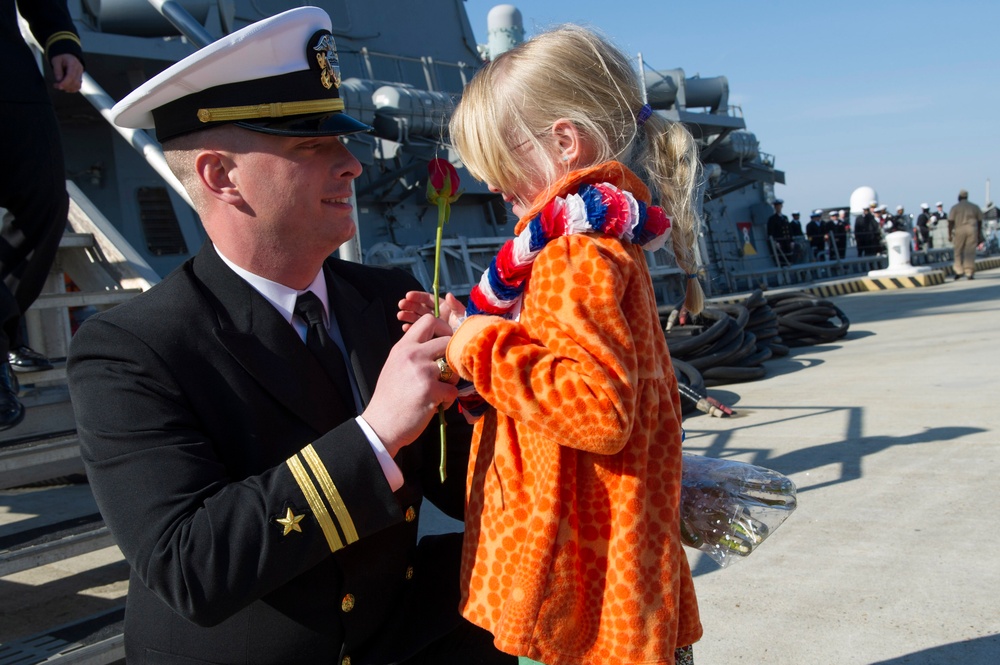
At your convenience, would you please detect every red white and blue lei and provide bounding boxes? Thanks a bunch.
[466,181,672,319]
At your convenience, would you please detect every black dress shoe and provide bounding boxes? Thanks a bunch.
[0,362,24,430]
[8,345,53,372]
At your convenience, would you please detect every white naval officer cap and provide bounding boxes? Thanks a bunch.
[110,7,371,142]
[920,203,929,209]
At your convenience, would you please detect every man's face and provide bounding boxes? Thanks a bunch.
[230,132,363,255]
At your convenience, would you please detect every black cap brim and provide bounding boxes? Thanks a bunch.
[235,111,372,138]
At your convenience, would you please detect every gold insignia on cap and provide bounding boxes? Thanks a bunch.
[197,98,345,124]
[313,33,342,90]
[276,507,305,536]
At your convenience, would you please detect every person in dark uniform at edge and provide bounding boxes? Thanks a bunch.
[915,203,935,250]
[828,209,850,259]
[66,8,515,665]
[788,210,807,262]
[948,189,984,280]
[0,0,85,429]
[767,198,794,265]
[854,201,881,257]
[788,210,804,236]
[805,210,827,260]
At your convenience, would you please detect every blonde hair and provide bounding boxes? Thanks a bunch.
[449,24,704,313]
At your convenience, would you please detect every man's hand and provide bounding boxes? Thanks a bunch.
[361,314,458,456]
[397,291,466,332]
[51,53,84,93]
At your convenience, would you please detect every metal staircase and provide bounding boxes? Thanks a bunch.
[0,183,154,664]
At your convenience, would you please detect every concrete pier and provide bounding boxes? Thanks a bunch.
[685,267,999,664]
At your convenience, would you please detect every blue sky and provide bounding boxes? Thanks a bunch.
[464,0,1000,215]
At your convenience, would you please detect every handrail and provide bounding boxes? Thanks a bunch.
[79,73,195,210]
[147,0,214,48]
[19,18,194,210]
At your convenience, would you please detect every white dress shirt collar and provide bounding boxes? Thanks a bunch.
[214,245,330,326]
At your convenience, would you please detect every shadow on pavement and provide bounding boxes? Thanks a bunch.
[868,634,1000,664]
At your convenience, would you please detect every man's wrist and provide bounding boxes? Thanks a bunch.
[355,415,404,491]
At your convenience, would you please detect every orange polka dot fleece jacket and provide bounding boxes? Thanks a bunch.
[445,163,703,665]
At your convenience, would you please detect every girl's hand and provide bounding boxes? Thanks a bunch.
[398,291,466,332]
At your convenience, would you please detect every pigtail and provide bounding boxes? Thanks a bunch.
[640,114,705,314]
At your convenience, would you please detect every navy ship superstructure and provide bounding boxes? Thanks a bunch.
[43,0,799,304]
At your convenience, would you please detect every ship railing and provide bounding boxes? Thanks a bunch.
[367,235,686,304]
[717,235,894,292]
[355,47,478,93]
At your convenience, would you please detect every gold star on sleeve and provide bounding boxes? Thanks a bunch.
[276,507,305,536]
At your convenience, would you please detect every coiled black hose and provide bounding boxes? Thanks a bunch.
[764,292,850,346]
[662,304,770,386]
[660,288,851,411]
[673,358,734,417]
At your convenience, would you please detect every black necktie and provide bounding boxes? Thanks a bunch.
[294,291,356,414]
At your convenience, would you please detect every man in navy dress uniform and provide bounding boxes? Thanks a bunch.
[68,7,513,665]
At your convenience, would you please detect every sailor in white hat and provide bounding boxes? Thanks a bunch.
[916,203,935,250]
[886,204,909,233]
[855,200,881,256]
[789,209,803,235]
[805,209,826,259]
[70,8,496,664]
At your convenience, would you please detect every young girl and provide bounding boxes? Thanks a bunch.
[402,25,704,665]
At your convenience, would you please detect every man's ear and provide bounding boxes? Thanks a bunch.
[194,150,243,206]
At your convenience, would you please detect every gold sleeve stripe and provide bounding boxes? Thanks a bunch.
[197,98,344,124]
[301,444,359,544]
[286,454,344,552]
[44,31,81,54]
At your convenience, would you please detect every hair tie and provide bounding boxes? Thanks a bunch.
[686,273,698,280]
[636,103,653,127]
